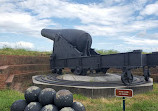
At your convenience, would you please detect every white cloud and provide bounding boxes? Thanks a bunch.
[20,0,134,25]
[0,41,34,49]
[122,37,158,46]
[141,1,158,16]
[0,0,157,37]
[0,0,58,37]
[136,30,158,40]
[132,0,148,10]
[75,19,158,36]
[0,12,54,36]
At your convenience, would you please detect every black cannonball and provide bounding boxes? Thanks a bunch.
[72,102,86,111]
[38,88,56,106]
[11,99,27,111]
[54,89,73,108]
[24,102,42,111]
[41,104,58,111]
[60,107,75,111]
[25,86,41,103]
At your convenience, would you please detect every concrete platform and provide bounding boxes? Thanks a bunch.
[33,73,153,98]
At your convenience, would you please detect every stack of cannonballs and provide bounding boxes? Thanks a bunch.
[11,86,86,111]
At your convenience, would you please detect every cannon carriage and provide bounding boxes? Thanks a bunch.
[41,29,158,85]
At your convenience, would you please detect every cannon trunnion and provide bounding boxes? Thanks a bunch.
[41,29,158,85]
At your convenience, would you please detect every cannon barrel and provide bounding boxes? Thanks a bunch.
[41,29,92,55]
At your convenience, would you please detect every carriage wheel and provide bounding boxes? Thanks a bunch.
[101,68,109,74]
[74,67,82,75]
[71,69,75,73]
[144,69,150,81]
[52,69,57,73]
[81,69,87,75]
[95,69,101,73]
[121,70,133,85]
[57,69,62,75]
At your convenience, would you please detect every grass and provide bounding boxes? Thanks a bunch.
[0,48,51,56]
[96,49,119,55]
[0,83,158,111]
[73,83,158,111]
[0,48,119,56]
[0,48,150,56]
[0,48,118,56]
[0,90,24,111]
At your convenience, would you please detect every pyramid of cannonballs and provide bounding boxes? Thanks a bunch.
[11,86,86,111]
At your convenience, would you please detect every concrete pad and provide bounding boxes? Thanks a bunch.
[57,73,121,82]
[33,74,153,98]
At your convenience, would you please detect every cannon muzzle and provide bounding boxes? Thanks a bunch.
[41,29,58,41]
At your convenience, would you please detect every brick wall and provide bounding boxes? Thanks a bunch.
[0,55,51,89]
[0,55,49,66]
[0,74,9,89]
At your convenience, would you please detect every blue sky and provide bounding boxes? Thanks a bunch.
[0,0,158,52]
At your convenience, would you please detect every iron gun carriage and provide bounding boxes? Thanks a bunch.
[41,29,158,85]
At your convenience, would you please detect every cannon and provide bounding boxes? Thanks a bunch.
[41,29,94,58]
[41,29,158,85]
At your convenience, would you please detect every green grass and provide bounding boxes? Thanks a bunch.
[0,48,51,56]
[96,49,150,55]
[73,83,158,111]
[0,84,158,111]
[0,48,150,56]
[96,49,119,55]
[0,90,24,111]
[0,48,119,56]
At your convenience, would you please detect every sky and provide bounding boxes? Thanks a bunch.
[0,0,158,52]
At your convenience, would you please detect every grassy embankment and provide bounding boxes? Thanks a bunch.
[0,48,51,56]
[0,48,148,56]
[0,83,158,111]
[0,48,119,56]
